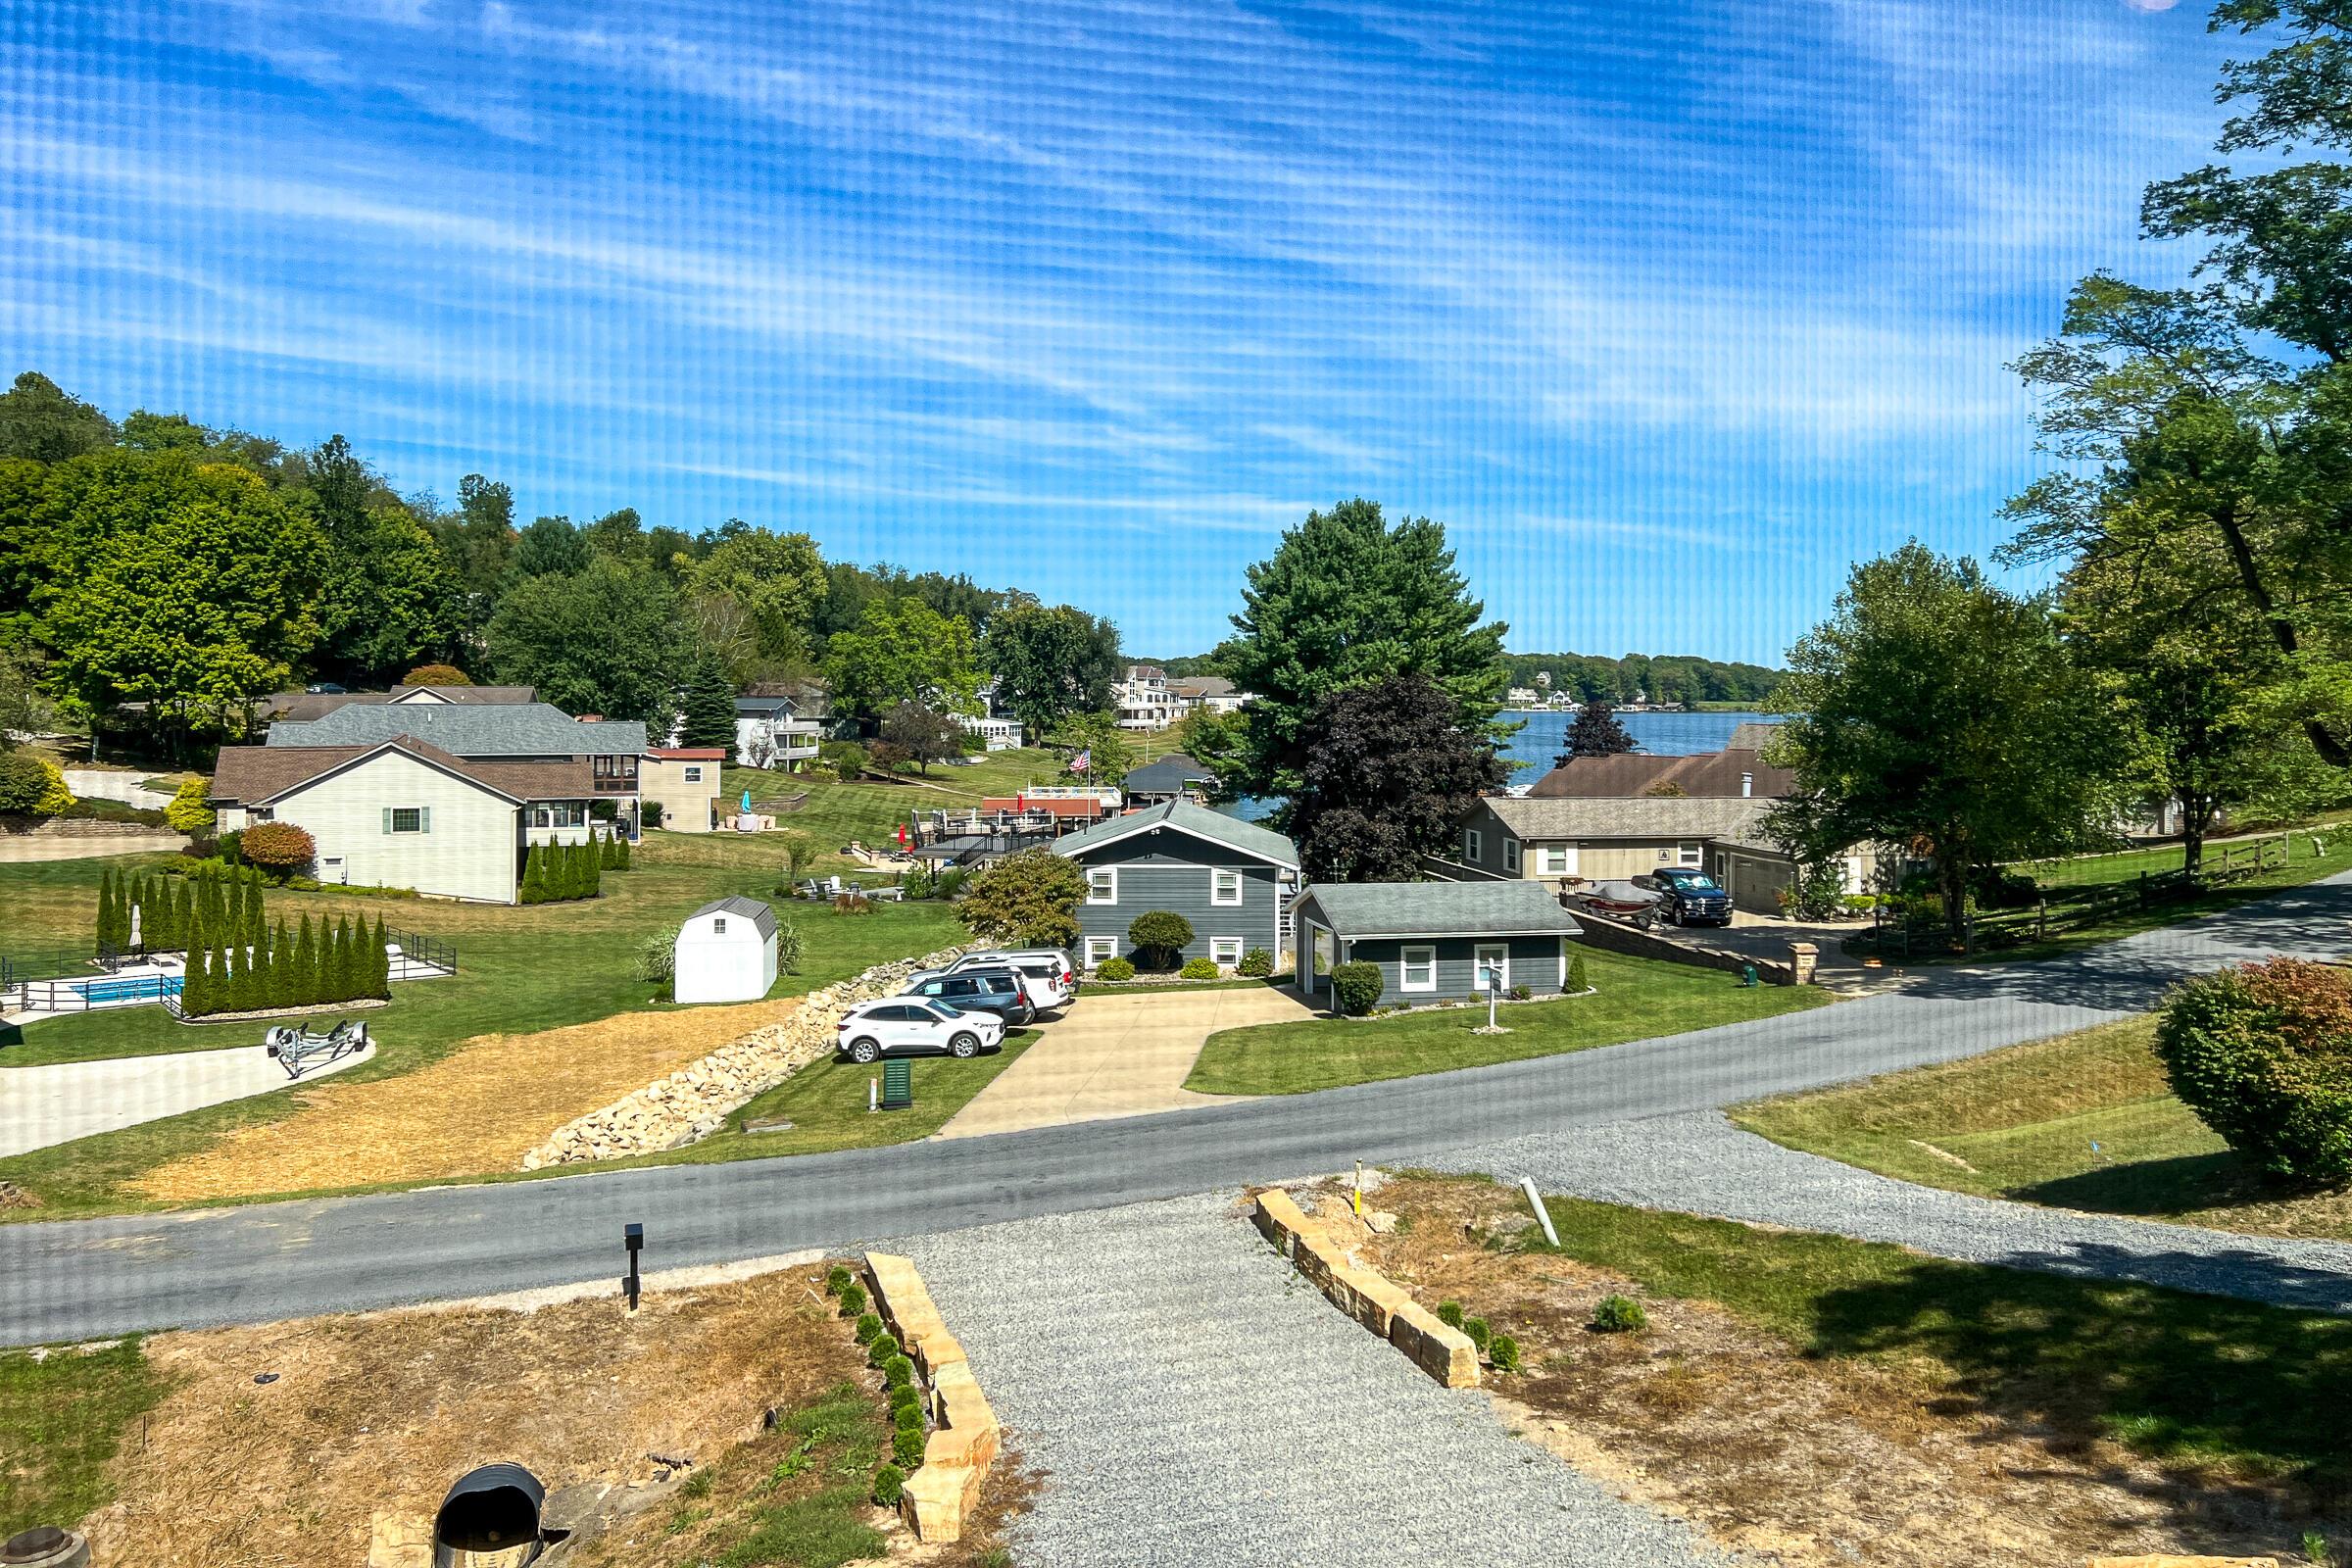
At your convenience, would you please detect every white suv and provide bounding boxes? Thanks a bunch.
[835,998,1006,1063]
[950,950,1078,1008]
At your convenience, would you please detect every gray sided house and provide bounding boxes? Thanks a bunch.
[1052,801,1300,971]
[1291,880,1585,1007]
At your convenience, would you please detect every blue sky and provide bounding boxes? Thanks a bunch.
[3,0,2235,662]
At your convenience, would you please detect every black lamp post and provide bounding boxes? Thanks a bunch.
[622,1222,644,1312]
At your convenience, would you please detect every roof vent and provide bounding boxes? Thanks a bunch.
[1740,772,1753,798]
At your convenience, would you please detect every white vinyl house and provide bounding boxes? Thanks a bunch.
[672,896,780,1004]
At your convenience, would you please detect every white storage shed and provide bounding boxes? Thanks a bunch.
[673,896,780,1004]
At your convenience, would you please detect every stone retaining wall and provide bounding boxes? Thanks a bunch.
[1251,1188,1480,1389]
[864,1250,1001,1544]
[1570,910,1804,985]
[519,944,967,1169]
[0,817,179,840]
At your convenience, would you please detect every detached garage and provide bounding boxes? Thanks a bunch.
[1292,881,1585,1009]
[673,896,780,1004]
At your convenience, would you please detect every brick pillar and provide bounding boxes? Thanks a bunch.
[1785,942,1818,985]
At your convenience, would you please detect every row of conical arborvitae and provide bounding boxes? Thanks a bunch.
[179,910,392,1018]
[519,837,629,905]
[97,862,268,954]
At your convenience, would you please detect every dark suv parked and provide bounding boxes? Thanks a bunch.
[903,967,1036,1026]
[1635,866,1734,927]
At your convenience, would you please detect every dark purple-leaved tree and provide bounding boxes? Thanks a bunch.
[1290,672,1507,882]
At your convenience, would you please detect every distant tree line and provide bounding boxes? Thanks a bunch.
[1496,653,1781,708]
[0,374,1123,760]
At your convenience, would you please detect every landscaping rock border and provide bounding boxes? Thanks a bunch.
[519,945,967,1169]
[1250,1187,1480,1388]
[863,1250,1001,1544]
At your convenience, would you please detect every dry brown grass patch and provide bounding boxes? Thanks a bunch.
[131,999,797,1202]
[80,1265,864,1568]
[1331,1174,2328,1568]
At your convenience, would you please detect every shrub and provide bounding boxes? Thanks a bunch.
[1435,1299,1465,1329]
[163,777,215,834]
[403,662,471,686]
[1489,1334,1522,1372]
[1567,953,1590,994]
[0,750,73,816]
[866,1332,899,1368]
[852,1312,883,1345]
[636,926,680,991]
[775,919,806,974]
[837,1282,867,1316]
[882,1354,914,1389]
[1127,910,1195,971]
[239,821,317,877]
[1238,947,1273,977]
[1462,1316,1492,1352]
[871,1464,906,1506]
[2155,958,2352,1186]
[893,1402,923,1434]
[823,1264,853,1296]
[889,1382,923,1414]
[833,891,873,915]
[1097,956,1137,981]
[822,740,868,779]
[1329,960,1383,1016]
[1509,983,1531,1002]
[892,1425,925,1468]
[1591,1294,1648,1333]
[641,799,665,829]
[1180,956,1219,980]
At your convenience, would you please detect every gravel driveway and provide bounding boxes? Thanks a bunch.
[1442,1111,2352,1315]
[898,1194,1728,1568]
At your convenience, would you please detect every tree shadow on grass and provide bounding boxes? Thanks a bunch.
[2015,1152,2278,1220]
[0,1020,21,1052]
[1807,1250,2352,1534]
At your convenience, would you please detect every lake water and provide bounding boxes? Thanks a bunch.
[1221,710,1779,822]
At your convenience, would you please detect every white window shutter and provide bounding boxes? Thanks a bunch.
[421,807,431,833]
[382,808,392,835]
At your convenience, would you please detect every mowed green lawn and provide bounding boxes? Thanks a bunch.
[0,841,967,1217]
[1185,948,1832,1096]
[0,1338,170,1539]
[1735,1015,2352,1243]
[1510,1183,2352,1490]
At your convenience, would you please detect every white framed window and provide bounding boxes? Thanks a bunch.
[684,765,704,783]
[1211,869,1243,906]
[1678,842,1703,866]
[1211,937,1243,965]
[1086,866,1118,905]
[387,807,429,834]
[1086,936,1117,967]
[1474,944,1509,993]
[1503,839,1520,873]
[712,916,727,934]
[1539,846,1573,876]
[1464,827,1483,863]
[1399,945,1438,993]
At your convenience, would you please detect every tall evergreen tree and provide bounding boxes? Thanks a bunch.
[677,649,740,760]
[368,913,391,998]
[520,846,547,905]
[1221,498,1509,801]
[1560,696,1636,761]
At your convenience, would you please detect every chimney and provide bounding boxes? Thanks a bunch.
[1740,772,1753,798]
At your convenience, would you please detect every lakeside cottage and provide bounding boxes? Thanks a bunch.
[1053,800,1300,971]
[1291,879,1585,1007]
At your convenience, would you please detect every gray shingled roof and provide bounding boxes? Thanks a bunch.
[1122,753,1217,794]
[1484,795,1776,841]
[268,702,648,756]
[1294,880,1584,939]
[1724,720,1785,752]
[691,895,778,938]
[1053,799,1298,868]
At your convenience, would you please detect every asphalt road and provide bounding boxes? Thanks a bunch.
[5,876,2346,1346]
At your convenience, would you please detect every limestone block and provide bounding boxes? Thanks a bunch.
[2086,1559,2278,1567]
[1251,1189,1310,1256]
[1325,1261,1411,1338]
[1390,1299,1481,1388]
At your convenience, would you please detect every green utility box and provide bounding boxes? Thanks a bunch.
[881,1057,913,1110]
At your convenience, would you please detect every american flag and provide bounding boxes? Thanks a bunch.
[1070,748,1092,773]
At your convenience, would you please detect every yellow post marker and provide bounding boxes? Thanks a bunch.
[1352,1160,1362,1218]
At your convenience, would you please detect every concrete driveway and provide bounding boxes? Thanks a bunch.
[0,1041,373,1158]
[939,985,1317,1138]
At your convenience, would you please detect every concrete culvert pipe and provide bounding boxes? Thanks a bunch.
[0,1528,90,1568]
[432,1462,548,1568]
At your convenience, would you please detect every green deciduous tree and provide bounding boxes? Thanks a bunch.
[1222,498,1508,799]
[0,370,118,462]
[1289,672,1508,883]
[1764,545,2122,943]
[686,527,827,669]
[1126,910,1194,971]
[956,847,1088,949]
[823,597,980,720]
[487,556,686,725]
[981,603,1122,732]
[879,702,964,775]
[2157,956,2352,1187]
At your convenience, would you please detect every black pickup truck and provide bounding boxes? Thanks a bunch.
[1634,866,1734,927]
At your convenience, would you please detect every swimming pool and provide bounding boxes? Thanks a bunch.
[70,973,183,1004]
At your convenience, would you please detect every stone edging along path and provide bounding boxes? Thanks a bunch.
[863,1250,1004,1544]
[520,945,969,1169]
[1251,1186,1482,1388]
